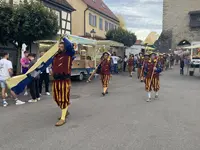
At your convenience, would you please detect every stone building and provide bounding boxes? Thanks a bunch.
[157,0,200,52]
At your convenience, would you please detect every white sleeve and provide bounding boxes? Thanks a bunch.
[8,61,13,69]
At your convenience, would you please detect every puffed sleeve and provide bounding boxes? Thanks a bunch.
[63,37,75,56]
[156,61,162,73]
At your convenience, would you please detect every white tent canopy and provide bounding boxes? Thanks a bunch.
[183,44,200,49]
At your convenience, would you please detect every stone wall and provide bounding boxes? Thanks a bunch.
[163,0,200,49]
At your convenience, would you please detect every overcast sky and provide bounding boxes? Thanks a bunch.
[104,0,163,40]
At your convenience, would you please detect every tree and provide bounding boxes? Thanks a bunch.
[12,1,59,48]
[0,1,59,72]
[116,14,126,29]
[106,28,137,47]
[0,2,14,45]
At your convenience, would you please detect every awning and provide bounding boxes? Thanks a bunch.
[183,44,200,49]
[66,34,96,45]
[97,40,124,47]
[145,46,155,51]
[34,40,57,44]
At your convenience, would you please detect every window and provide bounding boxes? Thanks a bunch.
[89,13,96,27]
[105,21,108,31]
[52,10,61,27]
[109,23,114,30]
[189,12,200,28]
[99,18,103,30]
[62,11,67,20]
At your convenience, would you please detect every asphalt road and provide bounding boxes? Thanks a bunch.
[1,67,200,150]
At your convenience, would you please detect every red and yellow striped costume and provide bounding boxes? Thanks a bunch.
[145,76,160,92]
[52,51,73,109]
[144,59,162,92]
[101,75,110,88]
[138,56,144,80]
[52,80,71,109]
[128,57,134,74]
[100,58,111,88]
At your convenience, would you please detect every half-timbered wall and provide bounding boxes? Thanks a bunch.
[3,0,72,35]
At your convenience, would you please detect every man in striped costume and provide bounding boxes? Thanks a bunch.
[137,53,144,82]
[52,37,75,126]
[127,54,134,77]
[144,53,162,102]
[98,52,112,96]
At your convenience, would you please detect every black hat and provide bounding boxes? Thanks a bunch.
[28,53,36,57]
[150,52,157,56]
[102,52,110,56]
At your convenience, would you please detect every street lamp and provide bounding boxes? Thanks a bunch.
[90,29,96,39]
[90,29,97,67]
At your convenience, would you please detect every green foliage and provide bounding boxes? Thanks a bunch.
[106,27,137,47]
[0,2,14,45]
[0,1,59,46]
[12,1,59,46]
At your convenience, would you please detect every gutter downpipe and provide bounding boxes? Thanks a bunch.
[84,7,89,37]
[84,7,97,66]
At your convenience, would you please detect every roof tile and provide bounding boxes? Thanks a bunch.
[82,0,119,22]
[52,0,75,11]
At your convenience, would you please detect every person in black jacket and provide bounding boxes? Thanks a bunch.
[180,57,185,75]
[28,53,40,103]
[39,51,51,96]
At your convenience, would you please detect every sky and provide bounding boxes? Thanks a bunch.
[104,0,163,40]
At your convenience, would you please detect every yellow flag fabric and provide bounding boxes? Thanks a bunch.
[6,42,59,94]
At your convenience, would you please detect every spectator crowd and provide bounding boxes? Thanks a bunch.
[0,50,51,107]
[0,49,187,107]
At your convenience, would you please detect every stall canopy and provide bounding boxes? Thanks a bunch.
[183,44,200,49]
[97,40,124,47]
[66,34,96,45]
[146,46,155,51]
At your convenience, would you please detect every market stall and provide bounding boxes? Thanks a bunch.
[182,43,200,76]
[34,35,97,81]
[96,40,125,71]
[66,34,97,80]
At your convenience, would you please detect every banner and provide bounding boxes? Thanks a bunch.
[6,42,59,95]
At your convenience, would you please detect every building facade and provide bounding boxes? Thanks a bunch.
[3,0,75,35]
[0,0,75,73]
[162,0,200,51]
[67,0,119,39]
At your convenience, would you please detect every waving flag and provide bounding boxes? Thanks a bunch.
[6,42,59,95]
[6,36,75,95]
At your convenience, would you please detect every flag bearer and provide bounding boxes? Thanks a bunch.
[52,36,75,126]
